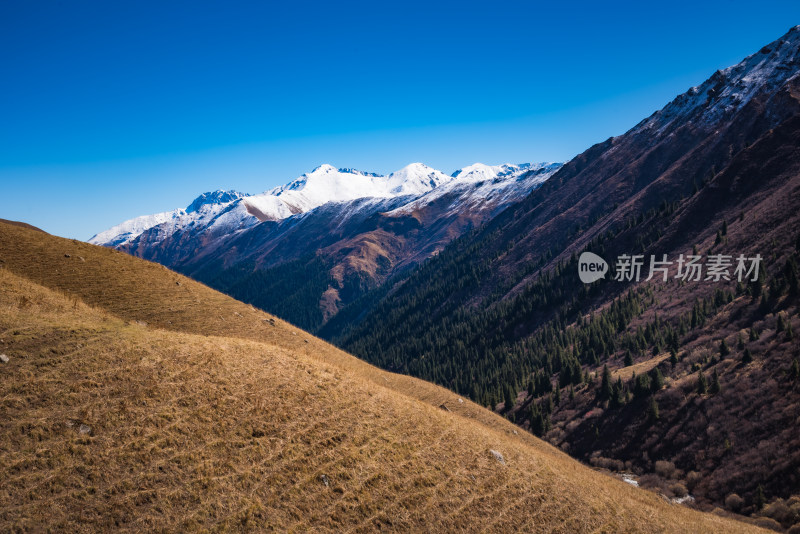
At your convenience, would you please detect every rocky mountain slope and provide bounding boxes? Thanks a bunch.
[0,220,764,532]
[321,26,800,529]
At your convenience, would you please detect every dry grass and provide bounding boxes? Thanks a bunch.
[0,222,765,532]
[612,353,672,382]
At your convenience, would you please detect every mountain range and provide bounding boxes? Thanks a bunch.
[90,161,562,328]
[86,25,800,530]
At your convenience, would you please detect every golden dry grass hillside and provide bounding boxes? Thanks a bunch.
[0,221,765,532]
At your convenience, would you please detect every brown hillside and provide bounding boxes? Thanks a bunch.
[0,221,763,532]
[0,219,46,234]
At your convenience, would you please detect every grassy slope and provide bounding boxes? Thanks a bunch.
[0,222,762,532]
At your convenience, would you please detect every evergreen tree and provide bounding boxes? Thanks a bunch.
[529,402,544,436]
[569,384,576,401]
[624,351,634,367]
[759,294,770,314]
[743,348,753,364]
[649,367,665,393]
[719,339,730,358]
[749,327,759,341]
[709,369,721,394]
[503,385,515,412]
[633,372,651,398]
[669,349,678,368]
[554,385,561,406]
[752,268,765,298]
[737,332,745,350]
[754,485,766,510]
[610,377,625,409]
[789,258,800,296]
[648,396,659,422]
[697,370,708,394]
[599,364,613,401]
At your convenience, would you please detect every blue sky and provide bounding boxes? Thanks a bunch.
[1,1,799,239]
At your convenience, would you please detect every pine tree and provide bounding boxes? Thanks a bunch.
[554,385,561,406]
[749,327,759,341]
[633,372,651,398]
[743,348,753,364]
[719,339,730,358]
[759,294,770,314]
[697,370,708,394]
[599,364,613,401]
[648,396,659,422]
[529,402,544,436]
[737,332,745,350]
[503,385,515,412]
[669,349,678,368]
[789,258,800,296]
[650,367,664,393]
[752,268,765,298]
[624,351,634,367]
[610,377,625,409]
[709,369,721,394]
[754,485,766,510]
[569,384,576,401]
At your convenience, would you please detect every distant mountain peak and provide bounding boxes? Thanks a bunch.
[451,162,554,182]
[398,162,433,171]
[186,190,247,213]
[310,164,337,174]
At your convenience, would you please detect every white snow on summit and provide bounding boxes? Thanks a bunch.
[90,161,560,247]
[89,209,185,247]
[388,163,562,217]
[385,163,452,196]
[245,163,453,221]
[641,25,800,136]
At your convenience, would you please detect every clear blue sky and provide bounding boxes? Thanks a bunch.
[1,1,798,239]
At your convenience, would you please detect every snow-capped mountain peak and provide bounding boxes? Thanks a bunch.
[91,160,561,247]
[310,163,337,174]
[388,162,562,217]
[385,163,452,196]
[186,190,247,213]
[641,24,800,136]
[452,163,507,182]
[89,209,186,247]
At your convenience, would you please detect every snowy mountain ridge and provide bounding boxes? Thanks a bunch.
[89,161,559,247]
[639,24,800,137]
